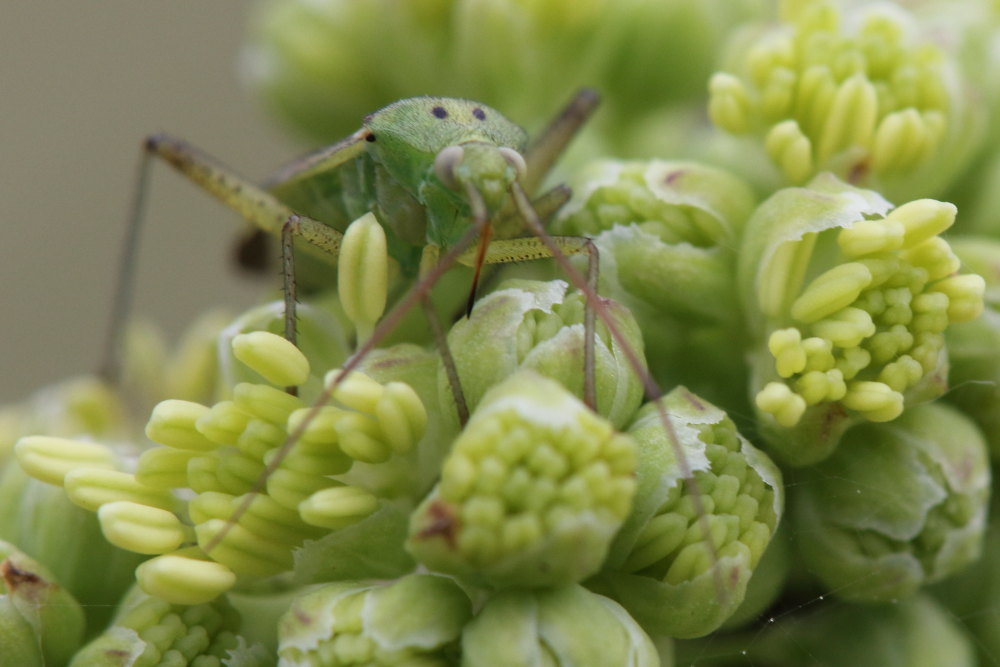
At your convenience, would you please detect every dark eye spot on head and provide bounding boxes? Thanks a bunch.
[473,107,486,121]
[365,133,376,142]
[432,106,448,119]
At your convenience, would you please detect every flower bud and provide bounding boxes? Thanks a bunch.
[136,553,240,606]
[97,501,189,555]
[442,279,645,430]
[592,387,783,638]
[792,402,990,602]
[278,574,472,665]
[709,0,982,199]
[231,331,311,388]
[0,456,146,635]
[338,212,388,342]
[14,435,119,487]
[741,176,981,464]
[63,468,175,513]
[145,399,219,451]
[299,485,379,530]
[0,541,85,667]
[408,371,636,588]
[217,298,349,394]
[462,584,658,666]
[555,159,754,325]
[69,587,264,665]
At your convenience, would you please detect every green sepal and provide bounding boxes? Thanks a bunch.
[792,401,990,602]
[462,584,659,667]
[591,387,783,639]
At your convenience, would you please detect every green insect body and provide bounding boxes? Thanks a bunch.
[112,91,599,388]
[266,97,532,280]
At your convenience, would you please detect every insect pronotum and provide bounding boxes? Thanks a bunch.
[102,89,723,599]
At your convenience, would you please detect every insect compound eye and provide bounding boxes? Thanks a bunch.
[472,107,486,121]
[365,132,376,143]
[498,147,528,182]
[431,105,449,119]
[434,145,465,190]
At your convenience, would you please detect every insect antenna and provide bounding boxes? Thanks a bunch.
[508,179,730,606]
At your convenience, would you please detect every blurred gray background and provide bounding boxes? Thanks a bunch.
[1,3,300,402]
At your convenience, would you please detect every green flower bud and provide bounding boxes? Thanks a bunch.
[551,160,759,412]
[63,468,176,513]
[0,541,85,667]
[81,334,433,601]
[338,212,388,343]
[70,587,268,666]
[232,331,311,388]
[741,175,982,464]
[442,278,645,430]
[792,402,990,602]
[709,0,982,199]
[462,584,658,666]
[329,344,456,502]
[555,159,754,325]
[233,382,305,427]
[218,297,350,397]
[145,399,218,451]
[0,459,146,636]
[278,574,472,666]
[14,435,118,486]
[136,553,240,606]
[98,501,190,555]
[409,371,636,588]
[591,388,783,638]
[195,400,252,447]
[298,485,379,530]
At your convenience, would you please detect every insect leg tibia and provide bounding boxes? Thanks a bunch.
[419,244,470,426]
[280,216,301,368]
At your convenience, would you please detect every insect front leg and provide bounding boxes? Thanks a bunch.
[102,134,346,384]
[507,181,730,603]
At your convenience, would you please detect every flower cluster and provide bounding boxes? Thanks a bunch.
[741,175,984,464]
[71,589,268,666]
[15,331,427,605]
[408,372,638,588]
[708,0,980,199]
[7,0,1000,663]
[593,389,783,638]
